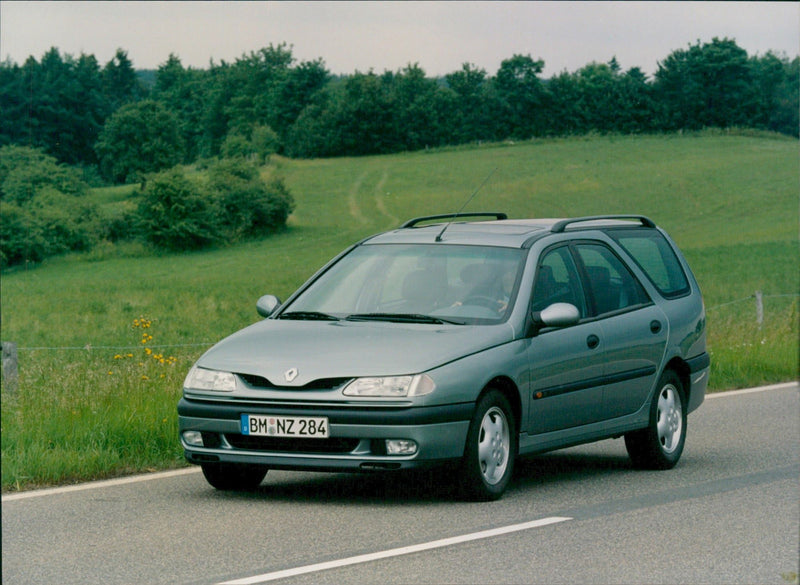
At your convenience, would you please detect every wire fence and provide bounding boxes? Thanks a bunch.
[706,292,798,311]
[10,342,215,352]
[3,292,798,352]
[2,292,797,391]
[705,292,798,326]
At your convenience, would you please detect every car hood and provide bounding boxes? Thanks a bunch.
[196,319,515,386]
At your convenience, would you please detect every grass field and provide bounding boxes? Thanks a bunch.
[2,132,797,491]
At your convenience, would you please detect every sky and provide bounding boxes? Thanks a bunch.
[1,1,798,78]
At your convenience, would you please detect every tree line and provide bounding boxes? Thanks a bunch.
[1,38,797,181]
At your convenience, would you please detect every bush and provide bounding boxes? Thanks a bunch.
[137,167,219,251]
[29,189,101,254]
[220,125,280,163]
[101,203,141,243]
[258,176,295,228]
[206,158,294,239]
[0,203,47,267]
[1,145,88,203]
[251,125,280,162]
[136,161,294,251]
[0,146,100,267]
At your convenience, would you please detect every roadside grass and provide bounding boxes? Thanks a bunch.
[2,133,797,491]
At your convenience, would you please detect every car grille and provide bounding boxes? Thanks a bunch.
[224,434,360,454]
[238,374,351,390]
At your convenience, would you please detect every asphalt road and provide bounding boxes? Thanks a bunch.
[3,383,798,585]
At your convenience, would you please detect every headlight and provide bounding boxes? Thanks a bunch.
[184,366,236,392]
[342,374,435,397]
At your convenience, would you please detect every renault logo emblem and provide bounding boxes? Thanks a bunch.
[284,368,299,382]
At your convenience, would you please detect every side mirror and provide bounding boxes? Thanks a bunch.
[529,302,580,335]
[256,295,282,318]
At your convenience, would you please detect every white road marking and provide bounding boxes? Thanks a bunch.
[705,381,797,399]
[217,517,573,585]
[1,467,201,502]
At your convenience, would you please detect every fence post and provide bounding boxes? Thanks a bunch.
[2,341,18,392]
[754,290,764,328]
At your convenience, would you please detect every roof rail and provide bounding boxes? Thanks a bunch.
[400,212,508,229]
[550,215,656,233]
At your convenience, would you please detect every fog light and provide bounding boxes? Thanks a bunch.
[385,439,418,455]
[183,431,203,446]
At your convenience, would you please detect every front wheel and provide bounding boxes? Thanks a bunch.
[458,389,516,501]
[625,370,686,470]
[201,463,268,490]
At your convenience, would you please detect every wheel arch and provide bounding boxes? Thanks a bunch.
[664,357,691,403]
[482,375,522,446]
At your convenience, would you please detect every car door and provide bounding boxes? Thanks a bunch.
[526,245,605,434]
[573,242,668,419]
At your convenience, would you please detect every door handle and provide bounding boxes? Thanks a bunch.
[586,334,600,349]
[650,320,662,334]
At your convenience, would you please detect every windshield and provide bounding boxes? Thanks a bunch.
[282,244,525,324]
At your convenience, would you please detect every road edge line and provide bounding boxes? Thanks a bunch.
[706,381,798,399]
[1,467,201,502]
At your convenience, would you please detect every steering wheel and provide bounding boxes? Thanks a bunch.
[462,295,500,310]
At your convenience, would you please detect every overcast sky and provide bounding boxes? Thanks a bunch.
[1,1,798,78]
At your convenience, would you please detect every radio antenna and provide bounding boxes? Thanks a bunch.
[435,167,498,242]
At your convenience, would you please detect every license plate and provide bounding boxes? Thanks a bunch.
[240,414,329,438]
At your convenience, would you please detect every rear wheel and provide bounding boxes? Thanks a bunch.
[625,370,686,470]
[201,463,268,490]
[458,389,516,501]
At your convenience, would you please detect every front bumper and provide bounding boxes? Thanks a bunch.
[178,397,473,471]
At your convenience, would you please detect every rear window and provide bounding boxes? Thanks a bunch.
[608,229,690,298]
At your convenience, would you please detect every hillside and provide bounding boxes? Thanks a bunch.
[2,132,797,491]
[2,133,797,377]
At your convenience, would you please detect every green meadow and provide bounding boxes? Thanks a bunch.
[2,132,797,491]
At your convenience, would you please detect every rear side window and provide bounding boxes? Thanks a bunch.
[574,244,651,316]
[609,229,690,298]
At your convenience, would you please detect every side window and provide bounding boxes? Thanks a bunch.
[575,244,650,316]
[609,229,690,298]
[532,246,587,317]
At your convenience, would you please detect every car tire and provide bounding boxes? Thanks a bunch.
[201,463,268,490]
[625,370,687,470]
[458,389,516,501]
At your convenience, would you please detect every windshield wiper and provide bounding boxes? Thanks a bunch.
[278,311,340,321]
[345,313,462,325]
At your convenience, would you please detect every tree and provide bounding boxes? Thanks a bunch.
[152,54,207,162]
[493,54,548,138]
[389,63,449,150]
[773,57,799,137]
[0,59,24,147]
[272,58,330,139]
[284,85,345,158]
[545,71,585,135]
[445,63,498,142]
[335,71,399,155]
[750,52,799,136]
[95,99,184,183]
[1,48,107,165]
[102,48,145,112]
[654,38,757,130]
[615,67,657,133]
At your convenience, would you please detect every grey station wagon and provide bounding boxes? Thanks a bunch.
[179,214,709,500]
